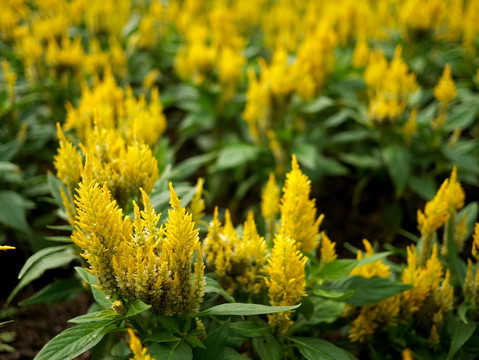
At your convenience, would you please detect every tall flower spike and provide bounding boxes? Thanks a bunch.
[54,123,83,193]
[128,329,153,360]
[261,173,280,222]
[72,178,132,298]
[279,155,323,253]
[434,64,456,105]
[162,183,204,315]
[320,232,337,264]
[472,223,479,261]
[265,234,306,334]
[188,178,205,225]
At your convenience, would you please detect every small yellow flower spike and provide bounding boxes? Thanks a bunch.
[434,64,456,106]
[352,37,370,68]
[472,223,479,261]
[402,348,414,360]
[279,155,323,253]
[320,232,337,264]
[261,173,280,222]
[265,234,306,334]
[351,239,390,278]
[188,178,206,225]
[0,245,15,251]
[128,329,153,360]
[54,123,83,194]
[2,59,16,100]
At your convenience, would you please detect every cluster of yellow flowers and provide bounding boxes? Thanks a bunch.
[73,179,204,316]
[364,46,418,123]
[346,241,453,345]
[202,155,322,333]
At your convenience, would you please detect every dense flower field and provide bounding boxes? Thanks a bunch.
[1,0,479,359]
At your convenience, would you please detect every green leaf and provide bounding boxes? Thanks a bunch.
[297,299,344,326]
[0,190,30,232]
[34,321,117,360]
[382,144,410,196]
[9,246,77,302]
[170,153,215,181]
[339,153,381,169]
[185,335,205,349]
[224,347,250,360]
[0,161,17,173]
[47,172,68,210]
[445,104,479,131]
[74,267,113,308]
[214,144,259,171]
[196,303,300,317]
[230,321,269,338]
[69,310,118,324]
[157,316,181,334]
[301,96,334,114]
[204,276,235,303]
[293,143,318,170]
[126,299,151,317]
[143,331,180,343]
[408,176,436,200]
[457,202,478,240]
[19,278,84,306]
[148,341,193,360]
[457,302,473,324]
[445,217,466,288]
[194,320,229,360]
[313,288,354,301]
[319,252,392,281]
[447,316,476,359]
[443,148,479,175]
[289,337,356,360]
[253,332,281,360]
[328,276,412,306]
[75,266,97,286]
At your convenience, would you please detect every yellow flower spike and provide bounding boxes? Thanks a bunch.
[434,64,456,106]
[162,183,204,315]
[472,223,479,261]
[54,123,83,194]
[402,348,414,360]
[203,207,226,272]
[261,173,280,221]
[351,239,390,278]
[320,232,337,264]
[265,234,306,334]
[123,142,160,197]
[445,166,465,214]
[279,155,323,253]
[0,245,15,251]
[188,178,205,225]
[72,178,132,298]
[352,37,370,68]
[128,328,152,360]
[2,59,16,100]
[142,69,160,90]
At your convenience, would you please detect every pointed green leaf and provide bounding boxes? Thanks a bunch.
[289,337,357,360]
[204,277,235,303]
[196,303,300,317]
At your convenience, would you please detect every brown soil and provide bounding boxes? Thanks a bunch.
[1,290,92,360]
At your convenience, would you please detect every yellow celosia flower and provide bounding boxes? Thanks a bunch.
[279,155,323,253]
[203,209,266,295]
[128,329,153,360]
[434,64,456,105]
[472,223,479,261]
[261,173,280,222]
[351,239,390,278]
[53,123,83,194]
[242,67,270,144]
[352,37,370,68]
[142,69,160,90]
[349,296,400,343]
[365,46,418,123]
[265,234,306,334]
[320,232,337,264]
[188,178,205,225]
[217,46,245,100]
[72,177,132,298]
[402,348,414,360]
[0,245,15,251]
[2,59,16,101]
